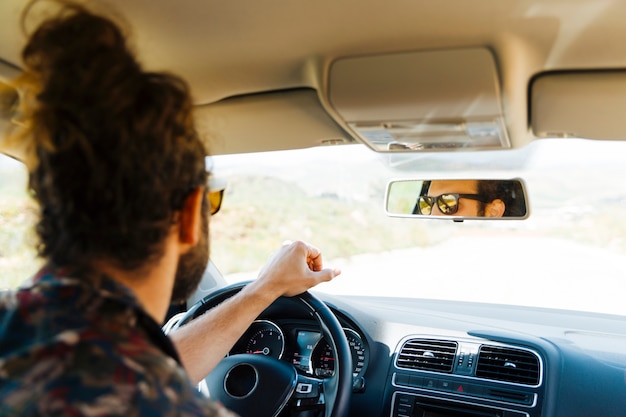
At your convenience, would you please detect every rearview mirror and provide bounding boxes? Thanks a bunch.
[385,179,529,220]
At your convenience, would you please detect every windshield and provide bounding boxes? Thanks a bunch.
[2,138,625,316]
[209,139,626,316]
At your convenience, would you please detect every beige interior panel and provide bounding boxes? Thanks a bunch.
[0,59,20,81]
[327,48,504,123]
[531,71,626,140]
[194,89,352,156]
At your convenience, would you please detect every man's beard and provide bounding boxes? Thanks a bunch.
[170,211,209,303]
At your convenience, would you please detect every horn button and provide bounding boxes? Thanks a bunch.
[206,354,299,417]
[225,363,258,398]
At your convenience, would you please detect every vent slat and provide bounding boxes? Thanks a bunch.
[397,339,457,373]
[476,346,540,385]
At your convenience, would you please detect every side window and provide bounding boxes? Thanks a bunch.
[0,153,40,289]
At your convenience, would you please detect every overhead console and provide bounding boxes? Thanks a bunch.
[387,336,544,417]
[323,48,511,152]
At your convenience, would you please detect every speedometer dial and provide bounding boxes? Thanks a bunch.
[311,328,368,378]
[242,320,285,359]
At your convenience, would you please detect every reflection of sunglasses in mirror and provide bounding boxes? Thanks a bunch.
[416,193,489,215]
[207,189,224,215]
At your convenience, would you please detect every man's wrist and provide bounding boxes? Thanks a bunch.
[240,277,283,307]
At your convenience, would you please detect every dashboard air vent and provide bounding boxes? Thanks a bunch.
[476,346,540,385]
[397,339,457,372]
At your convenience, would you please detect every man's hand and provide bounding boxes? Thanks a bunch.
[253,240,341,299]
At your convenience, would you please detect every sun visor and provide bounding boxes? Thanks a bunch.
[531,71,626,140]
[325,47,510,152]
[195,88,352,156]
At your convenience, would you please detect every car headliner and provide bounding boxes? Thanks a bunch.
[2,0,626,156]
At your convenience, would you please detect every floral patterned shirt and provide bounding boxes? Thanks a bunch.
[0,265,237,417]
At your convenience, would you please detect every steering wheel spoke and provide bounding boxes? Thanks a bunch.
[289,374,326,410]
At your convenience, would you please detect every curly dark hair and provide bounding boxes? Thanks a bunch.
[477,179,527,217]
[16,1,208,271]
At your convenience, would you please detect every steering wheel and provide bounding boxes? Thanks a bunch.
[171,282,352,417]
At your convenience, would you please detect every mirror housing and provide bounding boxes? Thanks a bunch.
[385,178,529,221]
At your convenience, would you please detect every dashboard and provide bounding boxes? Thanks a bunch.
[189,285,626,417]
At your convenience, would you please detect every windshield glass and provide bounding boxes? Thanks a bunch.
[209,139,626,316]
[0,154,40,289]
[2,139,625,316]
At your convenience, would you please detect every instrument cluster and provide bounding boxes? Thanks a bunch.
[229,319,369,380]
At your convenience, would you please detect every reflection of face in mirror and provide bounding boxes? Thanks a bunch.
[386,178,528,219]
[415,180,507,217]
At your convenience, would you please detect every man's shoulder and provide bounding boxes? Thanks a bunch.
[0,282,236,416]
[1,383,237,417]
[0,335,236,417]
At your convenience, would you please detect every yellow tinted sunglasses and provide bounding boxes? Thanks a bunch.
[206,175,226,215]
[207,189,224,215]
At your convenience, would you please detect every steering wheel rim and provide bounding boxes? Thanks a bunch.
[171,281,352,417]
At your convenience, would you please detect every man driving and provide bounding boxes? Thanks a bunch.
[0,2,339,415]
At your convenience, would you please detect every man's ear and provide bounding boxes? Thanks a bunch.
[179,187,204,246]
[486,199,506,217]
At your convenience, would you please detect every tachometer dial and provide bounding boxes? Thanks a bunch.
[243,320,285,359]
[312,328,368,378]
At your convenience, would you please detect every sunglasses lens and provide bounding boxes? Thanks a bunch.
[208,189,224,215]
[437,194,459,215]
[417,196,434,215]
